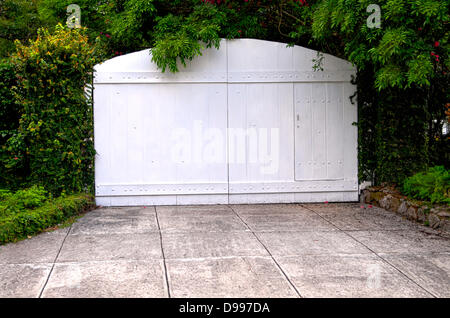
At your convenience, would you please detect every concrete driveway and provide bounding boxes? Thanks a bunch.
[1,203,449,298]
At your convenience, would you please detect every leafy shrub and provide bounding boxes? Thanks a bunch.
[0,186,48,218]
[0,193,94,244]
[402,166,450,204]
[7,24,98,195]
[0,59,28,189]
[0,189,12,201]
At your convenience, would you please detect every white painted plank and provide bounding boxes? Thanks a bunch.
[294,83,313,180]
[94,85,111,186]
[109,86,128,184]
[311,83,327,179]
[326,83,344,179]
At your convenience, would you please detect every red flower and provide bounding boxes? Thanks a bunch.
[434,41,439,47]
[13,157,18,160]
[105,34,111,38]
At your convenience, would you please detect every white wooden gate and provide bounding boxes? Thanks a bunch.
[94,39,358,206]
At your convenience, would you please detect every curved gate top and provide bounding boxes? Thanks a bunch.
[94,39,358,206]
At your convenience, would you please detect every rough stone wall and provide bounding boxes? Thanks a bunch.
[361,187,450,235]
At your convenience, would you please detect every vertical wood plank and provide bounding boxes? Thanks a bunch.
[326,83,344,179]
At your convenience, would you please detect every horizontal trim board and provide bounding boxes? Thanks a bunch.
[229,180,358,194]
[94,71,355,84]
[95,180,358,197]
[96,183,229,196]
[95,191,359,206]
[227,71,355,83]
[229,191,359,204]
[94,71,227,84]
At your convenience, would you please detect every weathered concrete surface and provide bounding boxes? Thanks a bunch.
[0,264,52,298]
[70,214,159,235]
[57,233,163,262]
[166,257,298,298]
[348,230,450,254]
[162,232,269,259]
[256,231,372,256]
[0,203,449,298]
[41,260,167,298]
[276,254,431,298]
[0,230,68,264]
[158,214,247,233]
[239,213,337,232]
[310,203,415,231]
[381,252,450,298]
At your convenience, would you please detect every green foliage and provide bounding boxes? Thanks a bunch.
[0,60,18,132]
[151,4,225,72]
[0,185,48,217]
[148,0,311,73]
[0,192,94,244]
[308,0,449,183]
[7,24,97,195]
[310,0,449,90]
[0,59,28,189]
[402,166,450,204]
[100,0,156,51]
[0,0,43,58]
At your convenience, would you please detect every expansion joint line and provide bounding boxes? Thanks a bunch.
[228,205,303,298]
[38,224,72,298]
[154,206,171,298]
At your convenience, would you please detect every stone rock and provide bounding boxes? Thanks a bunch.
[429,214,441,229]
[406,206,418,221]
[417,208,426,222]
[440,221,450,233]
[437,211,450,218]
[370,191,384,203]
[397,201,408,216]
[390,196,401,212]
[361,190,370,204]
[379,194,392,210]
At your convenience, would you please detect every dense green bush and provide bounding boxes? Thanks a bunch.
[402,166,450,204]
[0,59,27,189]
[0,191,94,244]
[6,24,98,195]
[0,185,48,217]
